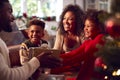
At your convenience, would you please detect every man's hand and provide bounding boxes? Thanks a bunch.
[36,52,62,68]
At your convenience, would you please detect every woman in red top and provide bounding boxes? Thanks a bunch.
[52,10,106,80]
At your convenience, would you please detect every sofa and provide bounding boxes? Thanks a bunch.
[8,45,21,67]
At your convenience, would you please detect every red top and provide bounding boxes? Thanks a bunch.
[52,34,105,80]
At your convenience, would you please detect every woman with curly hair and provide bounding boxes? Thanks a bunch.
[53,4,85,53]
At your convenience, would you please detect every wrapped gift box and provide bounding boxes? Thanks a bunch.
[29,47,60,59]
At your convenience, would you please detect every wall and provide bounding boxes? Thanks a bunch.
[63,0,84,10]
[76,0,84,10]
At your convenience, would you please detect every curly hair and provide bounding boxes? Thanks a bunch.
[85,10,106,33]
[28,19,45,29]
[58,4,85,36]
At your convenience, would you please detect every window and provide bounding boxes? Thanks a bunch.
[99,0,109,12]
[9,0,62,21]
[86,0,96,10]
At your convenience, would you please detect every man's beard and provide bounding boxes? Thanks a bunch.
[2,23,12,32]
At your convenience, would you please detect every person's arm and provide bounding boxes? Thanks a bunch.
[0,53,40,80]
[62,34,105,66]
[53,30,63,50]
[0,35,62,80]
[1,51,62,80]
[19,43,29,65]
[51,41,87,74]
[61,41,88,66]
[60,40,88,59]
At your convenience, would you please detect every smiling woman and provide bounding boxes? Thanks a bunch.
[53,4,85,53]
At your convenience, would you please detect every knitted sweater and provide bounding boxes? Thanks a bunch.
[0,38,40,80]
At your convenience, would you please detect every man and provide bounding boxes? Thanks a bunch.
[0,0,61,80]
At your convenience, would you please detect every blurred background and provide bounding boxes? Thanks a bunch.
[10,0,120,21]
